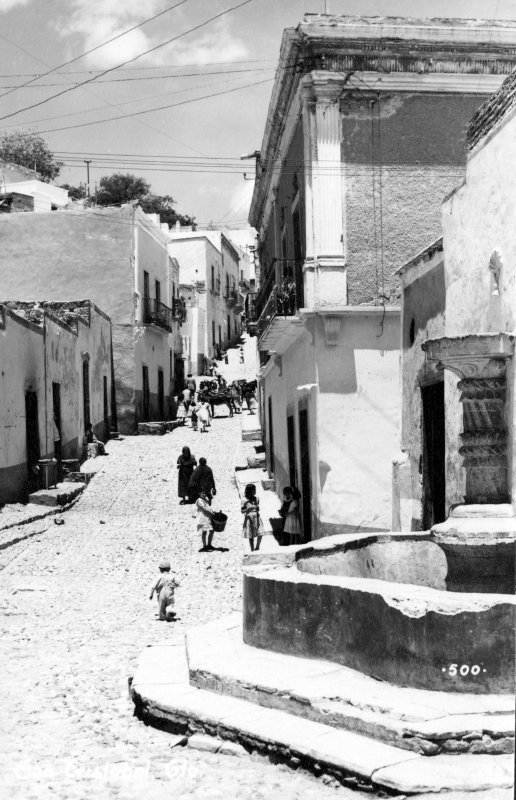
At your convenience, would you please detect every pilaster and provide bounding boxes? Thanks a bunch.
[302,78,347,309]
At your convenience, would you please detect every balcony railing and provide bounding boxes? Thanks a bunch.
[143,298,172,332]
[256,278,300,340]
[226,287,238,307]
[253,259,304,341]
[172,297,187,324]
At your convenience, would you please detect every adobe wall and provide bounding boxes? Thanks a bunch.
[342,93,488,304]
[442,108,516,511]
[0,309,45,504]
[112,324,136,434]
[0,206,134,323]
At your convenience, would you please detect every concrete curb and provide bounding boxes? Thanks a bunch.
[0,488,85,550]
[130,628,514,795]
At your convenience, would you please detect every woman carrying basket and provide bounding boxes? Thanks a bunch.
[242,483,264,552]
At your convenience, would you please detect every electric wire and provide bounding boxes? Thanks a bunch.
[0,0,256,124]
[0,0,192,102]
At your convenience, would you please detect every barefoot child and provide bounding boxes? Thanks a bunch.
[149,559,179,621]
[242,483,264,552]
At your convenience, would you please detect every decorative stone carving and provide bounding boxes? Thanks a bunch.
[423,334,514,504]
[323,315,341,346]
[489,251,502,295]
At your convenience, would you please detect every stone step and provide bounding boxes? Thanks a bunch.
[137,420,185,436]
[130,628,514,795]
[28,483,85,507]
[185,616,514,757]
[241,413,261,441]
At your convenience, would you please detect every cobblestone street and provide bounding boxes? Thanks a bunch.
[0,404,370,800]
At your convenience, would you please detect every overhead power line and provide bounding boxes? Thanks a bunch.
[0,0,192,103]
[0,0,256,124]
[33,77,273,134]
[0,66,274,90]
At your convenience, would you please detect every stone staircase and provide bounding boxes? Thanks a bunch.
[130,615,514,795]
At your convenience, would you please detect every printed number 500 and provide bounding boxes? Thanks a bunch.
[444,664,484,676]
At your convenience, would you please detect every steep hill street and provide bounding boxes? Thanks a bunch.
[0,397,365,800]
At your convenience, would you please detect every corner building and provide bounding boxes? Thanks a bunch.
[249,15,516,540]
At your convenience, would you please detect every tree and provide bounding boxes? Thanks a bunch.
[139,193,195,228]
[96,173,150,206]
[0,130,62,182]
[96,172,195,227]
[59,183,86,201]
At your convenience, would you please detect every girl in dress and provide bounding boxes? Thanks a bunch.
[242,483,264,552]
[196,490,215,551]
[282,486,302,546]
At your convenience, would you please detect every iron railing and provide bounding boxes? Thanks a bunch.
[253,258,304,341]
[255,278,300,340]
[172,297,187,324]
[143,298,173,331]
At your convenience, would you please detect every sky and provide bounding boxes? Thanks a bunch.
[0,0,515,227]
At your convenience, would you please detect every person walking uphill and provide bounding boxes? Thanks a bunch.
[188,457,216,504]
[177,446,197,504]
[149,559,179,621]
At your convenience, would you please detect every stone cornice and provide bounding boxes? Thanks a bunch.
[249,18,516,231]
[422,333,515,379]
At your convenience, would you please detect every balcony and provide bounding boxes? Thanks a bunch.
[143,298,172,332]
[226,288,238,308]
[172,297,187,324]
[255,270,304,351]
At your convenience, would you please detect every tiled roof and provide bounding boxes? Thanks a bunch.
[466,68,516,151]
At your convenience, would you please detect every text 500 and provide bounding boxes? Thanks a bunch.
[443,664,486,676]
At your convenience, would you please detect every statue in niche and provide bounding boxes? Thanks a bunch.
[489,250,502,296]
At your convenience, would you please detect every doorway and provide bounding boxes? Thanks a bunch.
[103,375,109,441]
[82,359,90,430]
[25,391,40,493]
[298,407,312,541]
[158,368,165,419]
[267,396,275,477]
[52,382,62,476]
[142,365,150,420]
[421,381,446,529]
[287,413,297,487]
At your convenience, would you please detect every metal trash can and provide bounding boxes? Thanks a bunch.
[38,458,57,489]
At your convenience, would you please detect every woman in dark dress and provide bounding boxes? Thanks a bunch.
[177,446,197,504]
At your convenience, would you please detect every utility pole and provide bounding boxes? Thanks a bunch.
[84,159,91,199]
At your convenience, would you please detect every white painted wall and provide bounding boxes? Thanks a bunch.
[442,105,516,511]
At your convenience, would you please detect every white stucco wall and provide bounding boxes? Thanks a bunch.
[261,310,400,539]
[442,107,516,510]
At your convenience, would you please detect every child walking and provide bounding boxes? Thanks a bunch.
[149,559,179,621]
[242,483,264,552]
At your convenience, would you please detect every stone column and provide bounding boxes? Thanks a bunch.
[423,334,514,504]
[302,78,346,309]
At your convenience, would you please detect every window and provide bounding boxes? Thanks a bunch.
[211,265,215,291]
[212,320,216,346]
[155,280,161,305]
[143,271,149,301]
[225,274,230,298]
